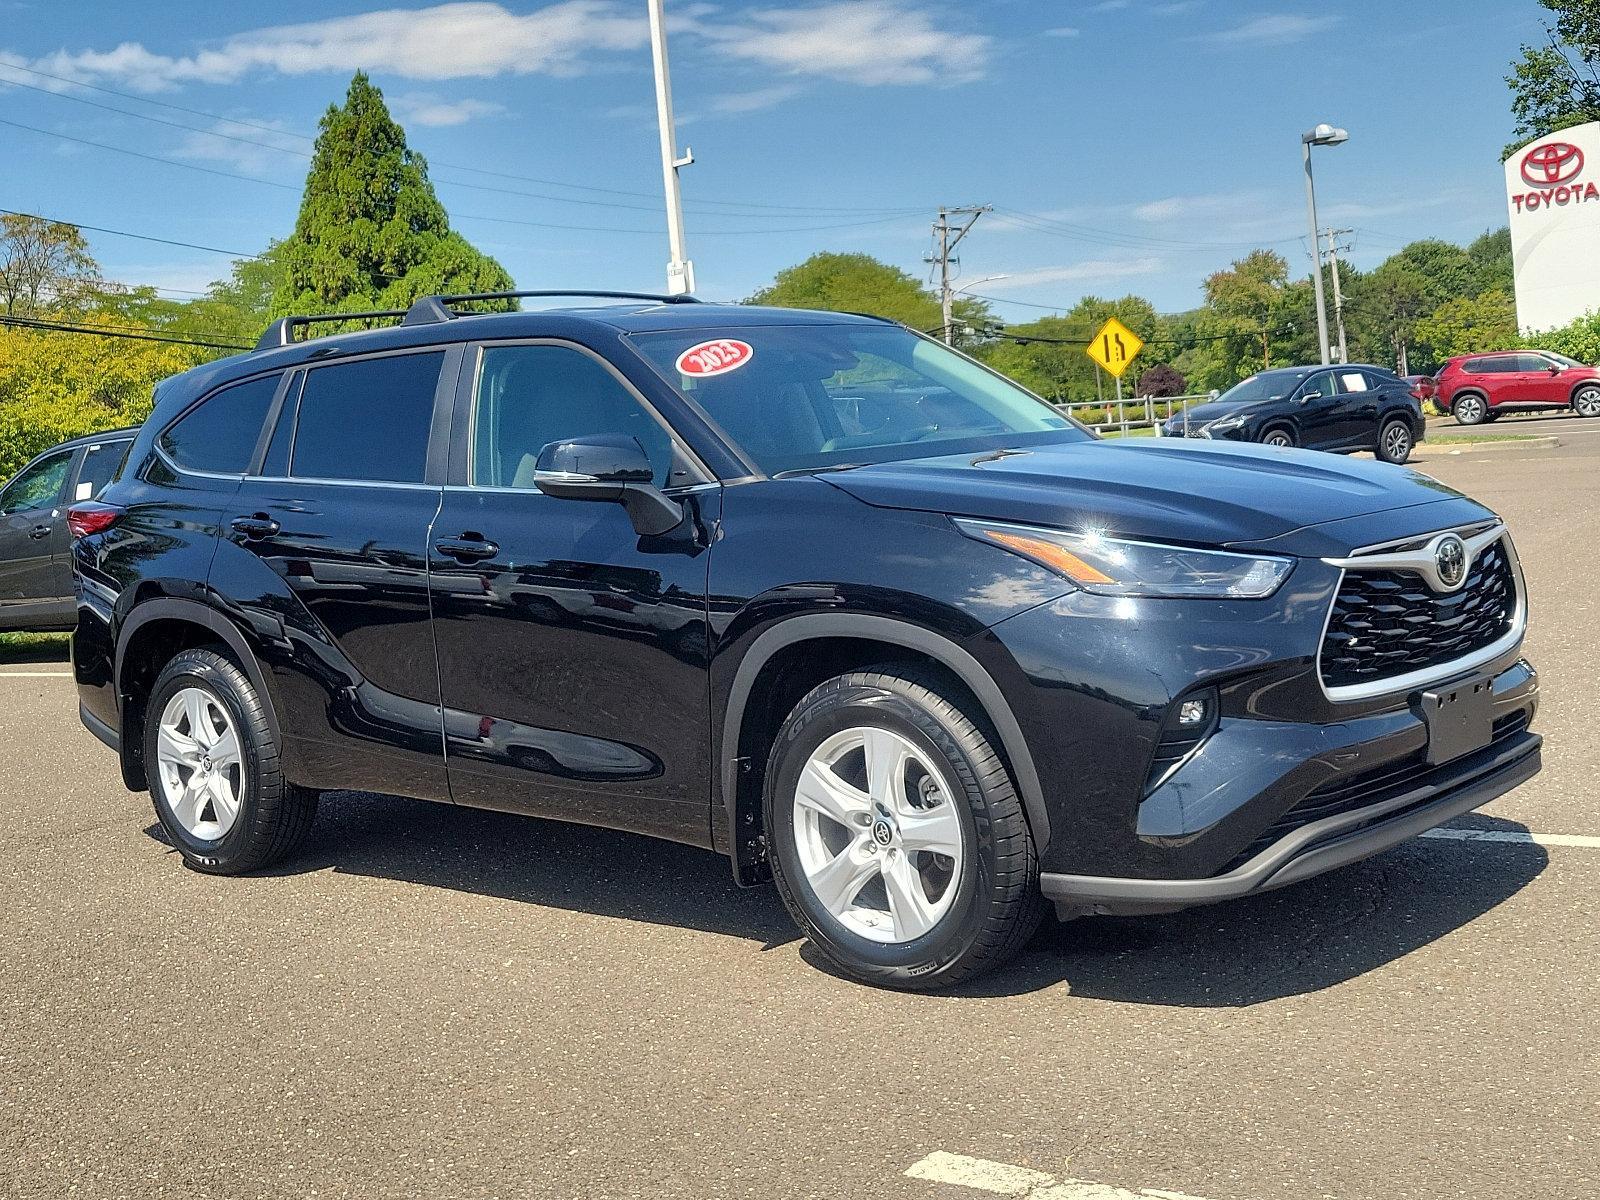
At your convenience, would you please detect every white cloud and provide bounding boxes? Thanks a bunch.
[1200,14,1338,45]
[170,117,304,174]
[18,2,648,93]
[1044,26,1081,38]
[979,259,1164,290]
[391,93,506,127]
[1134,191,1268,222]
[705,86,804,115]
[697,2,990,87]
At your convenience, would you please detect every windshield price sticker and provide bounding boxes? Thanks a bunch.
[676,339,754,378]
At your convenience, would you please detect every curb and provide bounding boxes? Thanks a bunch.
[1411,435,1561,457]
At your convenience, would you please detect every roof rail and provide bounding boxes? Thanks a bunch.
[255,310,409,351]
[402,289,702,327]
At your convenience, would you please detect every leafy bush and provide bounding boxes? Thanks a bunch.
[1530,310,1600,365]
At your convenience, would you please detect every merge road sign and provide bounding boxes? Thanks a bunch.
[1086,317,1144,379]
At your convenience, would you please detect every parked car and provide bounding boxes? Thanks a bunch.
[1159,364,1425,463]
[1404,374,1437,407]
[69,294,1540,989]
[0,428,136,632]
[1435,350,1600,424]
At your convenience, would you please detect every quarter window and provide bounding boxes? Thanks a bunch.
[0,450,72,514]
[471,345,674,489]
[291,353,444,484]
[1337,372,1370,393]
[160,375,281,474]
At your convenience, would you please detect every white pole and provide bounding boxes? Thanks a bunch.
[1303,140,1330,365]
[648,0,694,295]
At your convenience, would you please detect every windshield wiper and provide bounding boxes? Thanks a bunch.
[970,448,1030,465]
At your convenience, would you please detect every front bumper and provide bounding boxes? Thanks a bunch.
[1041,726,1541,917]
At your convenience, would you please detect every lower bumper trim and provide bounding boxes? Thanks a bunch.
[1041,731,1542,917]
[79,702,120,754]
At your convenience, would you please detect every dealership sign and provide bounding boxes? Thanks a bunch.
[1505,122,1600,334]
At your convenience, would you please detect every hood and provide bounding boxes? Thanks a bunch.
[825,439,1490,554]
[1163,400,1263,427]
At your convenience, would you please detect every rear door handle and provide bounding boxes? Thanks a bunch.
[28,523,51,540]
[230,515,281,541]
[434,534,500,562]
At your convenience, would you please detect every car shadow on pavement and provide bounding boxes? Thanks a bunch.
[169,794,1547,1004]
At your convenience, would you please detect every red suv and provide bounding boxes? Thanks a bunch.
[1436,350,1600,424]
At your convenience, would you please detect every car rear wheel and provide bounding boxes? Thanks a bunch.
[1376,418,1414,464]
[1573,385,1600,418]
[764,668,1042,990]
[1261,427,1295,448]
[1453,394,1487,425]
[145,648,317,874]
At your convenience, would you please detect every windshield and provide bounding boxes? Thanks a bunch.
[630,324,1085,475]
[1214,372,1306,405]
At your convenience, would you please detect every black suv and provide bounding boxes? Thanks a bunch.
[1,428,136,632]
[71,293,1540,989]
[1162,364,1425,463]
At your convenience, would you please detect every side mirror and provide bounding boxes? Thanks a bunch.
[533,435,684,537]
[1549,364,1562,374]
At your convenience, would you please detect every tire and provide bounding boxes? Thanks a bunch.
[143,647,317,874]
[1375,418,1414,464]
[763,667,1043,990]
[1260,426,1295,448]
[1453,393,1487,425]
[1573,385,1600,418]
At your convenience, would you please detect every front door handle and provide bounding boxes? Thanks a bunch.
[434,534,500,563]
[230,515,281,541]
[28,523,51,540]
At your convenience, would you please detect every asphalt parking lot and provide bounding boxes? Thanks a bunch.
[3,420,1597,1200]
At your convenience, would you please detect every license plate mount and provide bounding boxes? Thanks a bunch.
[1414,677,1494,766]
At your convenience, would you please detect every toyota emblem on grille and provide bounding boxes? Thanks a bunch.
[1434,535,1468,591]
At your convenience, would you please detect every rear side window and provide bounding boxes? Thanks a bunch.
[0,450,72,514]
[291,353,444,484]
[74,439,131,500]
[1476,358,1517,374]
[160,376,280,474]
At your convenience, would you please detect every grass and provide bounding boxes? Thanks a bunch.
[0,631,70,665]
[1424,433,1544,445]
[0,631,69,648]
[1096,426,1158,439]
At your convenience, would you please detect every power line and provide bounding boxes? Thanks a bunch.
[0,313,248,351]
[0,207,261,258]
[995,206,1305,252]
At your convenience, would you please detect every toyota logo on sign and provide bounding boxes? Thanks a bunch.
[1522,142,1585,186]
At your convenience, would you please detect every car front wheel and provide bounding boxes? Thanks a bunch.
[1453,394,1487,425]
[1376,418,1414,464]
[764,668,1042,989]
[1573,385,1600,418]
[144,648,318,874]
[1261,427,1295,448]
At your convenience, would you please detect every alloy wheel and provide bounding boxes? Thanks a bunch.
[791,726,965,944]
[1264,431,1293,447]
[1575,387,1600,418]
[1455,396,1485,424]
[1382,423,1412,461]
[155,687,244,841]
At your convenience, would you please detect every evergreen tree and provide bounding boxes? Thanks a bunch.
[273,73,513,316]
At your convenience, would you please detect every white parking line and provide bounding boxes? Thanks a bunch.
[1421,828,1600,849]
[905,1152,1215,1200]
[0,671,72,678]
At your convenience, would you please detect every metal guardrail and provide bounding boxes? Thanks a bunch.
[1051,393,1212,436]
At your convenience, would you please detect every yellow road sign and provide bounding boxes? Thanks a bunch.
[1086,317,1144,378]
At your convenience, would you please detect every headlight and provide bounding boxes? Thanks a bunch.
[1206,415,1247,432]
[956,519,1293,599]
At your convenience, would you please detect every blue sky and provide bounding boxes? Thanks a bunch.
[0,1,1551,319]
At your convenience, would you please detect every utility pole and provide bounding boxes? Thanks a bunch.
[925,206,990,344]
[647,0,694,295]
[1324,227,1352,365]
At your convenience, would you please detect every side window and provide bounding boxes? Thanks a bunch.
[74,440,131,501]
[1478,358,1516,374]
[1336,371,1370,394]
[1463,359,1484,373]
[291,353,444,484]
[1518,354,1554,373]
[471,345,675,489]
[159,375,280,474]
[0,451,72,515]
[1298,373,1337,401]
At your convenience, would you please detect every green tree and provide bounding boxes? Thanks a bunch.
[979,295,1165,403]
[1187,251,1308,390]
[747,251,988,336]
[0,214,98,317]
[1414,290,1520,359]
[1529,308,1600,361]
[1507,0,1600,150]
[273,72,512,317]
[1467,227,1514,295]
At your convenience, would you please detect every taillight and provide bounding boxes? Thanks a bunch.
[67,502,123,538]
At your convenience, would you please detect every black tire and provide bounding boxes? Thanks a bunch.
[1572,384,1600,418]
[1452,393,1487,425]
[763,667,1043,990]
[1375,417,1414,464]
[143,648,317,874]
[1483,410,1502,423]
[1260,426,1295,448]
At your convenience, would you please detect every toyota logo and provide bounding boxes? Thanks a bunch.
[1434,535,1467,591]
[1522,142,1585,186]
[871,820,894,847]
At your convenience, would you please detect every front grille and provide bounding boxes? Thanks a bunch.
[1222,710,1531,871]
[1320,538,1517,690]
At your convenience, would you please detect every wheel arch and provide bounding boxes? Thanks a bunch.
[1450,388,1488,411]
[1259,419,1297,445]
[115,598,281,791]
[1568,379,1600,403]
[719,613,1050,886]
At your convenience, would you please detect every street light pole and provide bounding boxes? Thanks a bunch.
[1300,123,1348,367]
[648,0,694,295]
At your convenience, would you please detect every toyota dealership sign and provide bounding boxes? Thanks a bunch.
[1505,121,1600,334]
